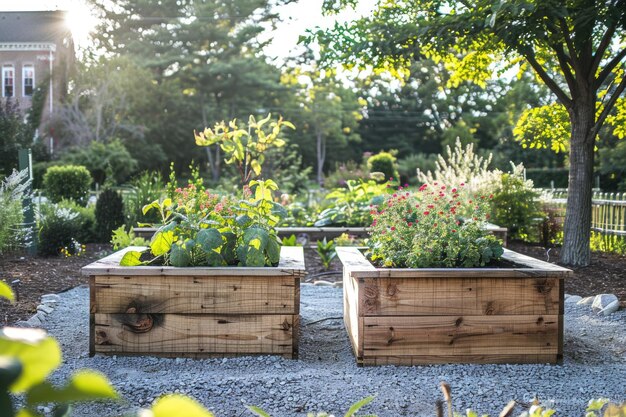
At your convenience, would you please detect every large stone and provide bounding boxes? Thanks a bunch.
[565,295,582,303]
[37,304,54,314]
[592,294,620,315]
[577,296,595,305]
[599,300,620,316]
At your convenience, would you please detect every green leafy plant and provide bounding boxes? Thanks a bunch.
[281,234,300,246]
[95,188,126,242]
[37,204,83,256]
[0,285,119,417]
[57,199,97,244]
[368,182,503,268]
[111,225,148,250]
[315,180,387,227]
[367,151,399,183]
[334,233,362,247]
[121,179,286,268]
[124,170,166,227]
[42,165,92,206]
[0,169,29,254]
[316,237,337,270]
[194,114,295,186]
[488,164,543,242]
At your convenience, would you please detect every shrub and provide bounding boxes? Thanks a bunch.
[59,139,138,185]
[369,182,503,268]
[95,188,125,242]
[489,164,543,242]
[37,204,82,256]
[0,169,30,254]
[57,199,97,243]
[316,237,337,270]
[43,165,92,206]
[367,151,399,183]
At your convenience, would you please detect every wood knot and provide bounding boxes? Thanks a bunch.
[387,327,396,345]
[534,279,553,294]
[119,313,159,333]
[455,317,463,327]
[95,330,110,345]
[386,284,398,297]
[484,301,495,315]
[536,317,544,325]
[281,319,292,331]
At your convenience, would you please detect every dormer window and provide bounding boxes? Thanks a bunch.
[2,65,14,97]
[23,65,34,97]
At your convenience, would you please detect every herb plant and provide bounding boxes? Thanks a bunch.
[368,182,503,268]
[316,237,337,270]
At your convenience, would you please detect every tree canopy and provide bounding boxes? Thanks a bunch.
[311,0,626,266]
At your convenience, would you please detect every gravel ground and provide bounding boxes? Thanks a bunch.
[39,285,626,417]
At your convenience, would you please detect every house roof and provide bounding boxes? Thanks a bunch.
[0,11,71,43]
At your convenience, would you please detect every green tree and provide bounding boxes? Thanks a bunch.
[312,0,626,266]
[90,0,293,181]
[282,68,363,185]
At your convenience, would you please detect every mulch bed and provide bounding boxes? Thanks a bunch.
[1,242,624,325]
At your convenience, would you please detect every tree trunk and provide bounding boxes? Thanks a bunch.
[561,101,596,266]
[316,130,325,186]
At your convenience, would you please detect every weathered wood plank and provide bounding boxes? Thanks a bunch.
[82,246,305,277]
[93,313,297,356]
[343,268,363,358]
[361,315,560,357]
[339,248,571,279]
[92,275,298,314]
[359,354,559,366]
[357,277,562,316]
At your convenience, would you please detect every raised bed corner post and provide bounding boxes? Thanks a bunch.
[18,148,37,255]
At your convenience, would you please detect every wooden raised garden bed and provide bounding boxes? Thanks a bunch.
[82,246,305,359]
[337,247,571,366]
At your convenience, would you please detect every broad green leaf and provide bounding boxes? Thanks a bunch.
[236,215,252,228]
[196,228,223,251]
[0,328,61,393]
[150,231,174,257]
[243,228,269,250]
[120,251,143,266]
[27,370,118,405]
[246,405,271,417]
[0,281,14,302]
[205,251,226,267]
[169,244,191,267]
[142,201,160,216]
[344,396,375,417]
[250,159,262,176]
[150,394,214,417]
[266,238,280,265]
[245,248,265,267]
[0,357,22,390]
[221,232,237,265]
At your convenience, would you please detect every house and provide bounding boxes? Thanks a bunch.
[0,10,75,151]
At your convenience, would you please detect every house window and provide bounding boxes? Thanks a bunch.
[23,65,35,97]
[2,66,14,97]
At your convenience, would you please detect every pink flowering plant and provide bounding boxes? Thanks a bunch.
[368,182,504,268]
